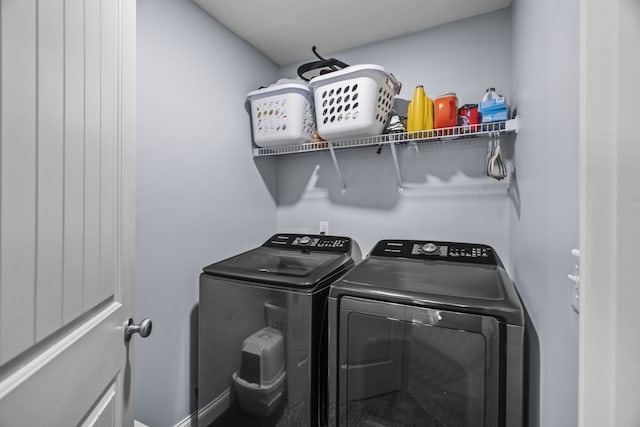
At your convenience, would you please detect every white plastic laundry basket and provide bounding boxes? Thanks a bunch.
[308,64,401,140]
[246,83,315,148]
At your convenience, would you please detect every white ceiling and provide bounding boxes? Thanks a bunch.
[193,0,511,66]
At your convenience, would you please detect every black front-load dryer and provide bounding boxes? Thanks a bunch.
[198,233,361,427]
[327,239,524,427]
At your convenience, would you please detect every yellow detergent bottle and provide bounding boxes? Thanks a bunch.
[425,92,434,130]
[407,85,434,132]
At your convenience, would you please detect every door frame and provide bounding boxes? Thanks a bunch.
[579,0,640,425]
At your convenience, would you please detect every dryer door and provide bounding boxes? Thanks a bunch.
[335,297,500,427]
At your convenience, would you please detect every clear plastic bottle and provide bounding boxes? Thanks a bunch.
[481,87,499,103]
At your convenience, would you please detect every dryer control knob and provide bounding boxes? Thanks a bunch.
[299,236,311,245]
[422,243,438,254]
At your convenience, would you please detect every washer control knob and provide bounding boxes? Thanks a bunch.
[299,236,311,245]
[422,243,438,254]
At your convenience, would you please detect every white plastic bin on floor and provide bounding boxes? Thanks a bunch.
[232,327,286,416]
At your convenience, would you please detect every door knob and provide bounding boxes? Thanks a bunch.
[125,318,152,341]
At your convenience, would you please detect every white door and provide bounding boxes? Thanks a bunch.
[0,0,137,426]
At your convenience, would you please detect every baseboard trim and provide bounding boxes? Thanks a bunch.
[173,412,196,427]
[173,388,230,427]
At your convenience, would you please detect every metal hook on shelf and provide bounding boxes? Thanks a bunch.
[487,131,507,180]
[486,132,494,176]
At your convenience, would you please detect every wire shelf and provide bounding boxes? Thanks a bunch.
[252,119,518,157]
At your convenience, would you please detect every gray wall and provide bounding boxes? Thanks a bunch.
[136,1,278,426]
[276,9,514,263]
[276,5,580,426]
[135,3,579,426]
[510,0,580,426]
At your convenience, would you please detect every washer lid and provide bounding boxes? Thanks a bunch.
[330,240,523,325]
[202,246,353,288]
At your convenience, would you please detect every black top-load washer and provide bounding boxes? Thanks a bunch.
[327,239,524,427]
[198,233,361,427]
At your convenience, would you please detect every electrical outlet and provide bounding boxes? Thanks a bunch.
[319,221,329,234]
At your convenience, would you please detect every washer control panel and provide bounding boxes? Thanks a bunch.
[371,240,499,265]
[263,234,352,253]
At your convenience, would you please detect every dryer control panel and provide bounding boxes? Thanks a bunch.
[262,233,353,254]
[371,240,500,265]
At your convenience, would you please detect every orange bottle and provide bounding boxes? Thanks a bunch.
[434,92,459,129]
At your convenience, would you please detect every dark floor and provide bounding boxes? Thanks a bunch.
[210,390,453,427]
[208,393,310,427]
[344,389,447,427]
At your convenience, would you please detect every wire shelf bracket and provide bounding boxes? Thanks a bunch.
[388,143,404,193]
[328,143,347,195]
